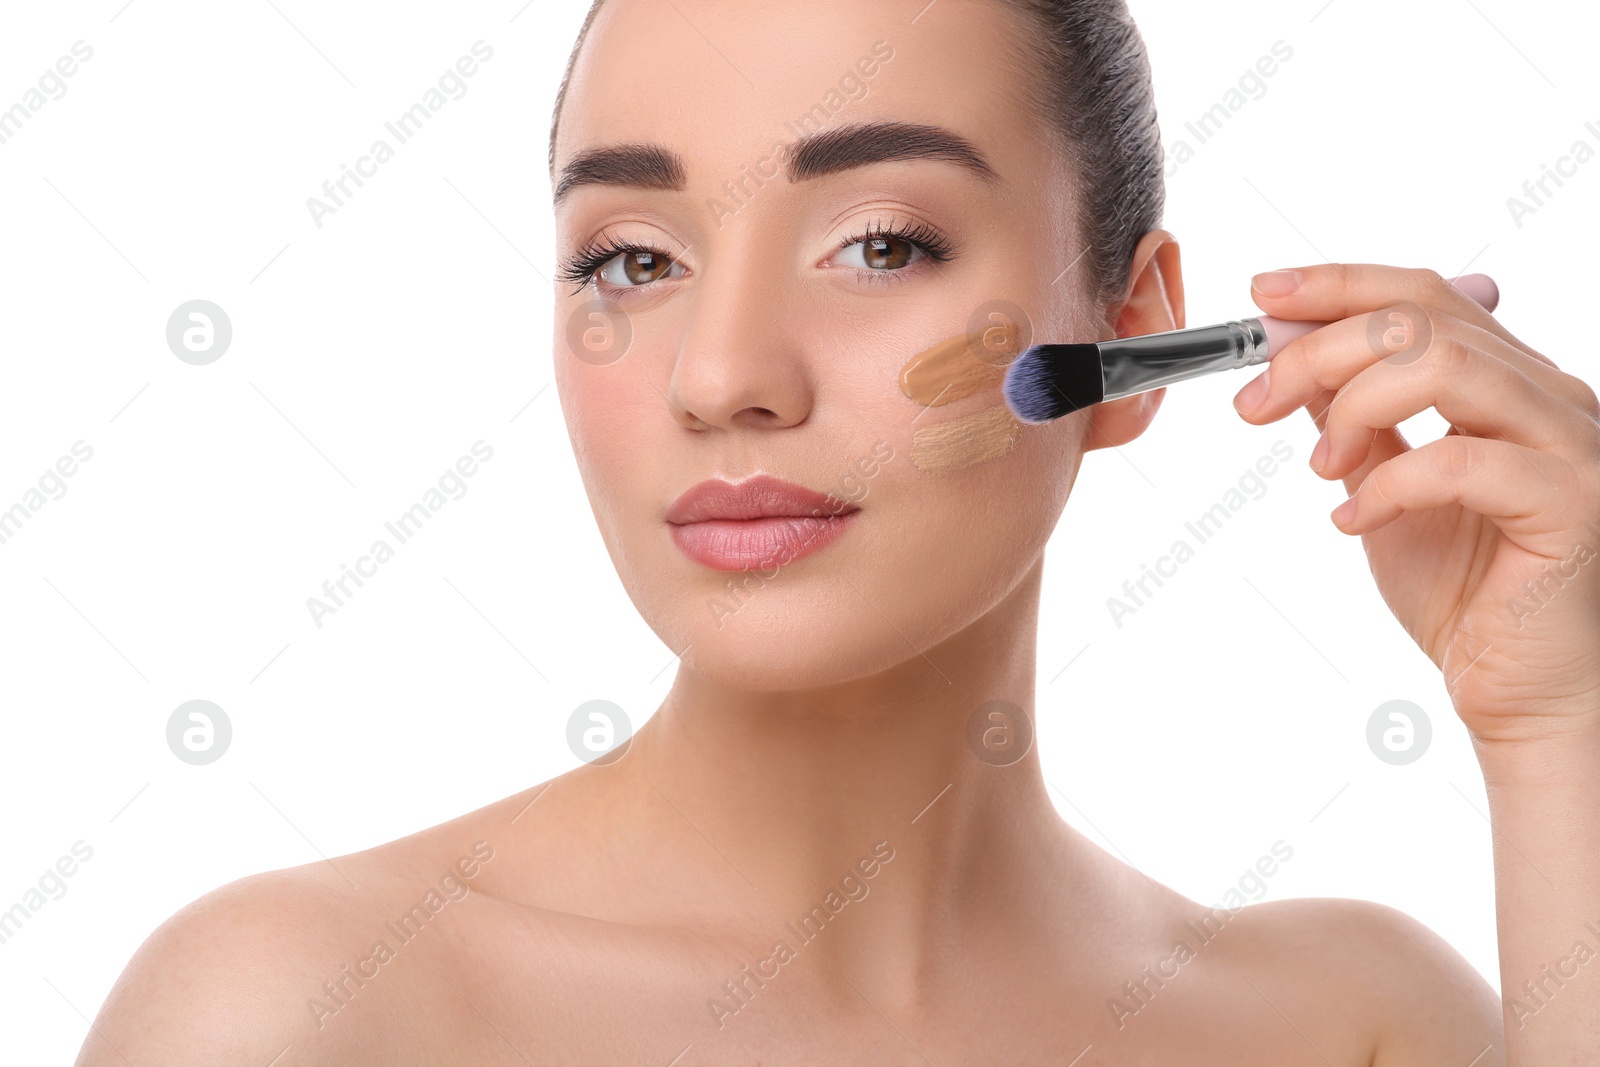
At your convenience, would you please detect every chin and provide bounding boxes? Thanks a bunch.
[636,578,898,690]
[669,623,926,693]
[635,557,1014,693]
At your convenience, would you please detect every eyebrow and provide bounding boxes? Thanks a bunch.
[788,121,998,185]
[553,143,687,204]
[552,121,999,204]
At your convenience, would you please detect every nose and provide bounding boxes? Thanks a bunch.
[665,258,814,433]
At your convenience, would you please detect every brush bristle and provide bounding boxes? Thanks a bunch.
[1003,343,1105,424]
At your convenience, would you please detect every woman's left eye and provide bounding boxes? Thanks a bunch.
[834,235,928,271]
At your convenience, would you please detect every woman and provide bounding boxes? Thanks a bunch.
[78,0,1600,1062]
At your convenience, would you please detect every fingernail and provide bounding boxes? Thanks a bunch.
[1309,431,1329,473]
[1233,366,1270,414]
[1251,270,1302,297]
[1331,495,1357,526]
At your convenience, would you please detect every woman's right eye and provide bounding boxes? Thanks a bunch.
[595,248,683,287]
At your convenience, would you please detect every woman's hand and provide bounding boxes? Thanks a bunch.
[1231,263,1600,753]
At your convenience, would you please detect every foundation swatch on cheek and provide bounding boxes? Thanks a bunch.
[900,323,1028,472]
[911,405,1023,473]
[898,328,1022,408]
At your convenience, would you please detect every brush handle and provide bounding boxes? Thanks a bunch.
[1253,273,1499,360]
[1042,272,1505,415]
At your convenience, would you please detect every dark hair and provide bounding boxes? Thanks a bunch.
[999,0,1166,308]
[549,0,1164,309]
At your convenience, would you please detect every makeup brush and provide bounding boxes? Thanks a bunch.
[1002,273,1500,425]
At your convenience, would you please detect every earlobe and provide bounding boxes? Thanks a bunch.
[1082,386,1165,452]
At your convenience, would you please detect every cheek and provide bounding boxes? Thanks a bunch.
[554,349,655,547]
[554,293,661,456]
[894,319,1029,474]
[891,415,1074,558]
[874,303,1084,577]
[821,423,1067,675]
[909,405,1023,473]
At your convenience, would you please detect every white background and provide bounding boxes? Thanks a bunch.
[1,0,1595,1059]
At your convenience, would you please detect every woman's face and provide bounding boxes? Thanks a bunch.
[552,0,1106,690]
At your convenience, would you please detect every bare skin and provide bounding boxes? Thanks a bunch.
[79,0,1600,1062]
[70,568,1505,1066]
[74,714,1501,1066]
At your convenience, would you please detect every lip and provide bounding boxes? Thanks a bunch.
[666,474,861,571]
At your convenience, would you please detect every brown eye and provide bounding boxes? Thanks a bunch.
[835,232,931,273]
[862,236,914,270]
[596,248,684,288]
[622,250,671,284]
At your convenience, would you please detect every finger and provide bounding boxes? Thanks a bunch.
[1316,337,1600,482]
[1295,384,1407,503]
[1301,391,1481,502]
[1331,434,1591,547]
[1249,263,1532,358]
[1237,311,1595,427]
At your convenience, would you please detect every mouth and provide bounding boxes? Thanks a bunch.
[666,473,861,572]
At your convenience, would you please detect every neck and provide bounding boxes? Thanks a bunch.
[618,556,1085,993]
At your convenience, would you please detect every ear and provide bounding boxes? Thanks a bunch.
[1082,230,1184,452]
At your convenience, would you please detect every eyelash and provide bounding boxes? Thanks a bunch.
[555,216,956,296]
[555,234,654,293]
[836,216,956,271]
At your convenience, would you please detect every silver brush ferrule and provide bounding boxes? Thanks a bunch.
[1099,318,1270,402]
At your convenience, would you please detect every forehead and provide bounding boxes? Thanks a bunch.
[554,0,1040,186]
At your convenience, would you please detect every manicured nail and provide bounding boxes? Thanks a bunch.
[1251,270,1302,297]
[1331,495,1357,526]
[1309,431,1329,473]
[1233,366,1271,414]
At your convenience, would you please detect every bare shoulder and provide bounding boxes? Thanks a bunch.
[1208,896,1505,1065]
[74,863,375,1065]
[73,787,534,1067]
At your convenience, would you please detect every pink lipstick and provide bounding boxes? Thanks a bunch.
[666,474,859,571]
